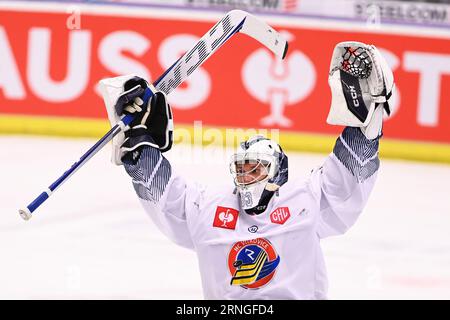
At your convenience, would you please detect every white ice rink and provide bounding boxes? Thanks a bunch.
[1,135,450,299]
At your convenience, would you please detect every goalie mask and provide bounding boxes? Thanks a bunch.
[229,135,288,214]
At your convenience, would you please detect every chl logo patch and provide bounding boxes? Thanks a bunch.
[213,206,239,230]
[270,207,291,225]
[228,238,280,289]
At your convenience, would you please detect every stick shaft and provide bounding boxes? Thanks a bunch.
[20,90,152,219]
[22,116,129,215]
[20,10,288,220]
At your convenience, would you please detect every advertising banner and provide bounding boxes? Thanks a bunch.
[0,5,449,161]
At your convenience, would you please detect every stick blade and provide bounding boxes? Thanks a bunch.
[238,12,289,59]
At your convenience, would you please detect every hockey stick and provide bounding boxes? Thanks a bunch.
[19,9,288,220]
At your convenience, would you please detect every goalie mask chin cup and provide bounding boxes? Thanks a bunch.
[230,135,288,211]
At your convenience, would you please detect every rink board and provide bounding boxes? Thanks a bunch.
[2,114,450,164]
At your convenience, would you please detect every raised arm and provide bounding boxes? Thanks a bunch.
[122,146,200,250]
[101,75,200,249]
[310,41,394,238]
[312,127,380,238]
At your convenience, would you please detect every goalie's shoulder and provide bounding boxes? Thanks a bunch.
[206,184,238,203]
[278,173,317,198]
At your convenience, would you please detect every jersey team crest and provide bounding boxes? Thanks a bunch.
[228,238,280,289]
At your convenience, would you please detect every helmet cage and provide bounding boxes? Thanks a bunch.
[229,152,279,188]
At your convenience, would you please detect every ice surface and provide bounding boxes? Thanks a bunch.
[1,135,449,299]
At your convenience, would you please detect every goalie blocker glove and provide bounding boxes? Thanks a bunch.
[99,75,173,165]
[327,41,394,140]
[115,77,173,161]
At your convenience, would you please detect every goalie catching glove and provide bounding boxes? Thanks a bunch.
[327,41,394,139]
[99,75,173,165]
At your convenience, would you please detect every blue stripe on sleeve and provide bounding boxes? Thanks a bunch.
[333,127,380,182]
[123,147,172,202]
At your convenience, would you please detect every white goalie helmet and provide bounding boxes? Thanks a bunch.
[229,135,288,211]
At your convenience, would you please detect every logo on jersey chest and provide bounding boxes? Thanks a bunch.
[270,207,291,225]
[213,206,239,230]
[228,238,280,289]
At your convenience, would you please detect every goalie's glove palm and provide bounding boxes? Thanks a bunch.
[327,41,394,140]
[115,77,173,156]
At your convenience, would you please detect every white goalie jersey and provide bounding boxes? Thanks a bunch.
[123,127,380,299]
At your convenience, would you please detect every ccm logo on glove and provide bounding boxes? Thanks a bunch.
[347,84,359,107]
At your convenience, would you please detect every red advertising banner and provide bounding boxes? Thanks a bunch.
[0,8,450,143]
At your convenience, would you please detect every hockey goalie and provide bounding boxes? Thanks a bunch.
[100,41,394,299]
